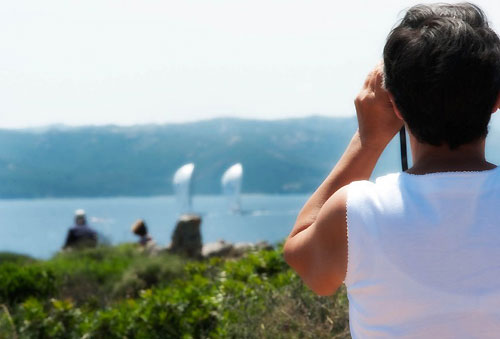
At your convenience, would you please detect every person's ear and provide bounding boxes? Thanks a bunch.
[493,92,500,114]
[387,92,404,121]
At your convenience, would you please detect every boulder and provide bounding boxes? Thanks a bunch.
[254,241,273,251]
[202,240,274,258]
[231,242,255,256]
[169,214,202,258]
[202,240,234,258]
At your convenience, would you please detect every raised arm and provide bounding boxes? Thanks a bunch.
[283,63,403,295]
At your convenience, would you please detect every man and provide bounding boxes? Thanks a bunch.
[63,209,98,249]
[284,3,500,338]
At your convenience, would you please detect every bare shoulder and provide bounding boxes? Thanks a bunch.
[284,186,348,296]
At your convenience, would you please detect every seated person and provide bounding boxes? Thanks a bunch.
[131,219,155,248]
[63,209,98,249]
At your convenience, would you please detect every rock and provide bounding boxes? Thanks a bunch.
[202,240,274,258]
[254,241,273,251]
[169,214,202,258]
[231,242,255,256]
[202,240,234,258]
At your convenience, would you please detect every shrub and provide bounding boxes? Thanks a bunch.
[0,245,351,338]
[0,304,17,339]
[46,244,140,306]
[0,263,56,305]
[0,252,36,265]
[112,254,186,298]
[16,298,82,339]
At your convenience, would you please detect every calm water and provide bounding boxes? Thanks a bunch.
[0,194,308,259]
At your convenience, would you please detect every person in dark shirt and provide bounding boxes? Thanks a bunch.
[63,209,98,249]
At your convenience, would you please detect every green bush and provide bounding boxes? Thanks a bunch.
[0,304,17,338]
[0,252,36,265]
[112,254,186,298]
[0,245,350,338]
[46,244,142,306]
[16,298,81,339]
[0,263,56,304]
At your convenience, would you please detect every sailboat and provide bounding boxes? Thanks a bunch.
[173,163,195,213]
[221,163,243,213]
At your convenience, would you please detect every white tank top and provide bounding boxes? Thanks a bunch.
[345,167,500,338]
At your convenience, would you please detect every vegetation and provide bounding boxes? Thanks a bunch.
[0,244,350,338]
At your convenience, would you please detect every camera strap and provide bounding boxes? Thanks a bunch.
[400,127,408,171]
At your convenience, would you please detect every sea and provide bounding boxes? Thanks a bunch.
[5,114,500,260]
[0,194,309,259]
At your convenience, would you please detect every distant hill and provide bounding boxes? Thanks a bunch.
[5,115,483,198]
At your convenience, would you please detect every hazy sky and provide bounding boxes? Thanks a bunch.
[1,0,499,128]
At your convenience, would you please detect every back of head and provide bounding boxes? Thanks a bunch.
[384,2,500,149]
[131,219,147,236]
[74,209,86,226]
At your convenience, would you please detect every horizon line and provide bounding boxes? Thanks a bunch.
[0,114,356,131]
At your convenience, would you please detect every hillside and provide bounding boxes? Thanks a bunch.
[0,116,406,198]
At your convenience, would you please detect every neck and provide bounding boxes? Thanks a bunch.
[407,136,496,175]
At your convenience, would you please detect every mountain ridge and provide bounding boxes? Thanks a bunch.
[12,114,500,198]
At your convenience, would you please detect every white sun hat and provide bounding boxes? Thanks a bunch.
[75,209,86,217]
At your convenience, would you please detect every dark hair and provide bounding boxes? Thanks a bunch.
[383,2,500,149]
[132,219,147,236]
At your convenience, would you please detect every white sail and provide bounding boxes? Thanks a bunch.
[173,163,195,212]
[221,163,243,212]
